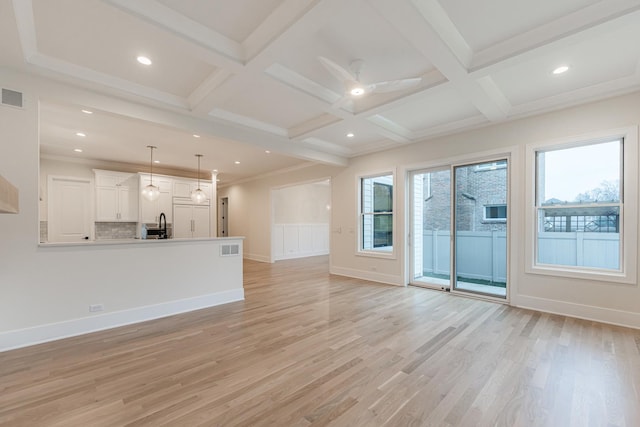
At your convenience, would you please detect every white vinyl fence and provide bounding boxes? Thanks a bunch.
[421,230,507,283]
[419,230,619,282]
[537,232,619,269]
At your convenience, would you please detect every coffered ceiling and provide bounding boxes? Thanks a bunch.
[2,0,640,183]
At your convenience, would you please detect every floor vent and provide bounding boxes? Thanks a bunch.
[221,243,240,256]
[2,88,23,109]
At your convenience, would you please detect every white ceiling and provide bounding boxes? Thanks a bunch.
[2,0,640,184]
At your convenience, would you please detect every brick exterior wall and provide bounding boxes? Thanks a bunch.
[421,166,507,232]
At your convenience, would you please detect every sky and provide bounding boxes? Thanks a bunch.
[541,139,620,203]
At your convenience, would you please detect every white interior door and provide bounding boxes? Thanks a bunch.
[48,176,92,242]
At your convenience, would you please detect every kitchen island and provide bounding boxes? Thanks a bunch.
[2,237,244,351]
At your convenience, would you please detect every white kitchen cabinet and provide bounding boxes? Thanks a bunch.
[94,170,138,222]
[139,175,172,224]
[173,179,211,201]
[173,202,210,238]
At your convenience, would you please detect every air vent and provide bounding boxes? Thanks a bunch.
[220,244,240,256]
[2,88,23,109]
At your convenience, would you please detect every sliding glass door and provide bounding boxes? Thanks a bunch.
[410,168,451,289]
[453,160,508,298]
[410,159,508,299]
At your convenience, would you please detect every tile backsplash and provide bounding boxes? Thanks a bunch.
[95,222,138,240]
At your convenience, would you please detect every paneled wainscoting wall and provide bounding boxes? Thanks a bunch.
[272,223,329,261]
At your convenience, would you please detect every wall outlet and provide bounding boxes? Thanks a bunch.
[89,304,104,313]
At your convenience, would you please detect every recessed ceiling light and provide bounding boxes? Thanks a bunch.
[265,150,271,154]
[234,161,240,165]
[192,134,201,138]
[350,86,365,96]
[81,109,93,115]
[153,160,160,164]
[553,65,569,75]
[346,132,355,138]
[76,132,86,137]
[137,56,152,66]
[73,148,83,153]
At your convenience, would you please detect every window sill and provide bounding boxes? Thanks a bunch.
[525,263,635,285]
[356,249,396,260]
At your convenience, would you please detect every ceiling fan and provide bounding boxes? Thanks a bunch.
[318,56,422,108]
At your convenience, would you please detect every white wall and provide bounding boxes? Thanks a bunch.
[221,91,640,328]
[217,166,340,262]
[0,71,241,351]
[272,180,330,224]
[271,180,330,261]
[333,91,640,327]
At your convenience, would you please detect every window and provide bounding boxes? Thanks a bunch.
[534,137,637,274]
[484,204,507,222]
[360,173,393,253]
[475,161,507,172]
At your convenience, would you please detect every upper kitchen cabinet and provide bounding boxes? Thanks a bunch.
[94,170,138,222]
[173,179,212,201]
[139,174,172,224]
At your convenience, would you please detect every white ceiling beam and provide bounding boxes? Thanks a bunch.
[409,0,473,68]
[471,6,640,77]
[209,109,289,137]
[188,69,233,111]
[301,138,353,157]
[509,74,640,119]
[369,0,509,122]
[11,0,37,60]
[29,53,190,109]
[0,67,349,167]
[264,63,341,105]
[289,114,341,139]
[367,115,414,143]
[188,0,345,114]
[101,0,245,70]
[243,0,321,61]
[412,115,488,141]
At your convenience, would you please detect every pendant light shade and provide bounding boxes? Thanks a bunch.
[191,154,207,204]
[143,145,160,201]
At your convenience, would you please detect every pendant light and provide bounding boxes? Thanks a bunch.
[191,154,207,204]
[141,145,160,201]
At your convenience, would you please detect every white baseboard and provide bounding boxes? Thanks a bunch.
[274,250,329,261]
[244,253,271,263]
[514,294,640,330]
[330,266,404,286]
[0,288,245,352]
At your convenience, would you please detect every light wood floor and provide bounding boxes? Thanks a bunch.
[1,256,639,426]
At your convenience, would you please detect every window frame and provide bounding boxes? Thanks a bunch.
[525,127,638,284]
[483,204,507,222]
[357,170,396,259]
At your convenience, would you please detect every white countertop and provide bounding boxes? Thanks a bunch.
[39,236,244,248]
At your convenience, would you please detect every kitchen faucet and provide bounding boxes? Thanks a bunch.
[158,212,167,239]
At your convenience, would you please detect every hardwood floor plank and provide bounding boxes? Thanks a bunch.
[1,255,639,426]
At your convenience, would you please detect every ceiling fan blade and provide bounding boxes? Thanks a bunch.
[318,56,355,84]
[368,77,422,93]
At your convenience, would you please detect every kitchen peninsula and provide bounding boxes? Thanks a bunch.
[11,235,246,352]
